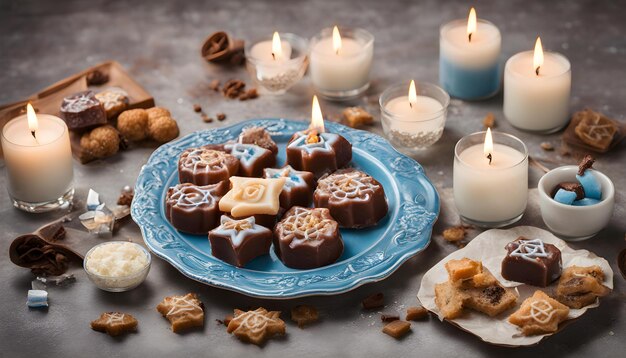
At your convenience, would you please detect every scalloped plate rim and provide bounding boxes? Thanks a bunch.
[132,118,440,299]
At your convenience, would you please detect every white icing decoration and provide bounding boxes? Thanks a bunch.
[264,165,308,193]
[519,299,556,324]
[168,184,216,208]
[509,238,550,262]
[317,170,380,203]
[180,148,230,175]
[233,308,280,335]
[211,216,267,247]
[104,312,127,325]
[227,143,265,169]
[280,207,335,247]
[165,295,202,317]
[287,131,339,154]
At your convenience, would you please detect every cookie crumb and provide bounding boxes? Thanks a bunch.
[362,293,384,310]
[291,305,319,328]
[382,320,411,339]
[406,306,429,321]
[209,79,220,92]
[540,142,554,151]
[381,313,400,322]
[442,226,467,242]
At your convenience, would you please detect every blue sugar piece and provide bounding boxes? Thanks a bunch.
[554,189,577,205]
[27,290,48,308]
[576,171,602,200]
[573,198,601,206]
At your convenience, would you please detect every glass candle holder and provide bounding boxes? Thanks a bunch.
[439,19,502,100]
[504,50,571,133]
[245,33,309,95]
[453,131,528,228]
[1,114,74,212]
[380,81,450,152]
[309,27,374,100]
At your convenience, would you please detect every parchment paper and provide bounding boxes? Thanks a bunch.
[417,226,614,346]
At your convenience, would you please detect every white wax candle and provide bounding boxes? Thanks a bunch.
[440,19,501,68]
[1,113,73,203]
[454,143,528,223]
[310,29,373,94]
[248,38,293,79]
[504,50,571,132]
[385,95,444,134]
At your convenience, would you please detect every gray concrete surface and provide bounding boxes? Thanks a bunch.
[1,0,624,357]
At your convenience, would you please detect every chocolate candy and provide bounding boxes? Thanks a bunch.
[264,165,315,209]
[60,91,107,130]
[274,207,343,269]
[209,216,272,267]
[550,182,584,201]
[501,237,562,287]
[178,147,239,185]
[165,181,228,235]
[95,90,129,119]
[239,126,278,154]
[286,130,352,178]
[314,168,388,228]
[576,154,602,200]
[225,143,275,177]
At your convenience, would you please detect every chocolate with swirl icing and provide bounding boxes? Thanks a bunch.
[165,181,228,235]
[178,147,239,185]
[314,168,388,228]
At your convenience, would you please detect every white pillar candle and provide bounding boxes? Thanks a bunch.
[453,130,528,227]
[504,37,571,133]
[310,26,374,99]
[1,105,74,211]
[439,8,502,100]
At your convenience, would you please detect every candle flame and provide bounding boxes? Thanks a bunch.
[467,7,477,42]
[408,80,418,109]
[484,127,493,164]
[26,103,38,133]
[271,31,282,60]
[311,95,325,132]
[533,37,544,76]
[332,26,342,55]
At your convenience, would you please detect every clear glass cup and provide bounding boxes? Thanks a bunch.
[309,27,374,100]
[245,32,309,95]
[84,241,152,292]
[453,131,529,228]
[379,81,450,153]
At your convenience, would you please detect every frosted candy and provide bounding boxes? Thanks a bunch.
[572,198,601,206]
[576,171,602,200]
[87,189,100,210]
[554,189,577,205]
[27,290,48,308]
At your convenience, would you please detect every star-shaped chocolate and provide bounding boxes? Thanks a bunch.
[219,177,286,217]
[264,165,315,208]
[226,307,286,345]
[209,216,273,267]
[226,143,275,177]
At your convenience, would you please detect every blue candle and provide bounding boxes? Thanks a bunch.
[439,10,502,100]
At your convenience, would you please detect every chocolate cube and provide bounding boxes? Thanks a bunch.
[501,237,562,287]
[60,91,107,130]
[209,216,272,267]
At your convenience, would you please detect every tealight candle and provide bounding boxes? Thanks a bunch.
[309,26,374,100]
[1,104,74,212]
[286,96,352,178]
[440,8,502,100]
[380,80,450,151]
[504,37,571,133]
[453,129,528,227]
[245,32,308,94]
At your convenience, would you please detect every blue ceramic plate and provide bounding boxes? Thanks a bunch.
[132,119,439,298]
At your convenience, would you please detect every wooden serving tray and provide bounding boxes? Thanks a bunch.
[0,61,154,158]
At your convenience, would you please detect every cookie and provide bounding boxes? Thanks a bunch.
[96,90,129,119]
[156,293,204,333]
[290,305,319,328]
[91,312,138,336]
[555,265,610,309]
[508,290,570,336]
[226,308,286,345]
[445,258,483,282]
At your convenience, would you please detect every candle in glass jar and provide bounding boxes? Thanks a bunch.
[309,26,374,100]
[453,129,528,227]
[504,37,571,133]
[1,104,74,212]
[440,8,502,100]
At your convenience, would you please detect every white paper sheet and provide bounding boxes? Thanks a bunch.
[417,226,613,346]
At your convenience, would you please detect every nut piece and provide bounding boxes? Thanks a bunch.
[193,104,202,113]
[216,113,227,121]
[362,292,384,310]
[405,306,429,321]
[222,80,246,99]
[290,305,319,328]
[382,320,411,339]
[209,79,221,91]
[239,88,258,101]
[483,113,495,128]
[117,109,149,141]
[343,107,373,128]
[80,125,120,160]
[86,70,109,86]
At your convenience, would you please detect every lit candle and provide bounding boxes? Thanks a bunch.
[439,8,502,100]
[380,80,450,151]
[1,104,74,212]
[453,129,528,227]
[245,32,308,94]
[309,26,374,100]
[286,96,352,178]
[503,37,571,133]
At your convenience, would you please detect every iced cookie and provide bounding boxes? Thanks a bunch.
[227,308,286,346]
[95,90,129,119]
[314,168,387,228]
[555,265,610,309]
[178,147,239,185]
[156,293,204,333]
[91,312,138,336]
[508,290,569,336]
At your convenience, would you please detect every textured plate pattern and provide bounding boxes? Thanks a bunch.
[132,119,439,298]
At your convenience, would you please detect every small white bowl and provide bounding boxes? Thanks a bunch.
[538,165,614,241]
[84,241,151,292]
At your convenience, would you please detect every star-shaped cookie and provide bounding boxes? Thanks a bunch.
[156,293,204,333]
[91,312,138,336]
[226,307,286,345]
[219,177,286,217]
[508,290,569,336]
